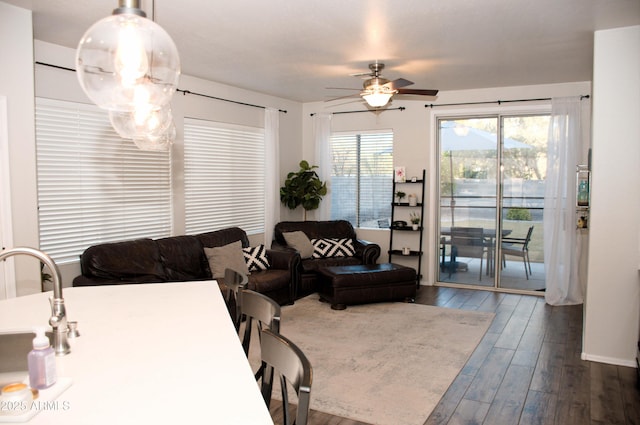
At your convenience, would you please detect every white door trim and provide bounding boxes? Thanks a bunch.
[0,95,16,299]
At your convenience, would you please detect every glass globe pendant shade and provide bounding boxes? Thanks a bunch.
[76,9,181,112]
[133,121,176,151]
[362,90,393,108]
[109,104,173,139]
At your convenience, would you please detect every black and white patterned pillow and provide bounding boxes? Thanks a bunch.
[311,238,355,258]
[242,245,270,272]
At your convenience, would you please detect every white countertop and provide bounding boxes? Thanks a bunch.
[0,281,273,424]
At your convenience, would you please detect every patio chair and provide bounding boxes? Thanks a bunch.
[501,226,534,279]
[450,227,487,280]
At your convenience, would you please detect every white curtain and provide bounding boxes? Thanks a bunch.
[264,108,280,245]
[544,97,584,305]
[314,113,332,220]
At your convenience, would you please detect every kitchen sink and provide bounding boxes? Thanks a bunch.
[0,331,52,387]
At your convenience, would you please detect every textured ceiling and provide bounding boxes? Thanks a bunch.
[5,0,640,103]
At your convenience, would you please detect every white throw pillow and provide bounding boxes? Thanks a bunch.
[311,238,355,258]
[243,245,270,272]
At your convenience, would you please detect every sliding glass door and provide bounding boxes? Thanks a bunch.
[437,114,549,293]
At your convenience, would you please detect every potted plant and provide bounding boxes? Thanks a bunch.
[410,212,421,230]
[395,190,406,204]
[280,160,327,220]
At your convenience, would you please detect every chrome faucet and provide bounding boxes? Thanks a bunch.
[0,247,72,356]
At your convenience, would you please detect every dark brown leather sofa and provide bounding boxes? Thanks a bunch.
[73,227,300,305]
[272,220,381,299]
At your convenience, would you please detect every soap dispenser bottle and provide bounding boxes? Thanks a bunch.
[28,327,57,389]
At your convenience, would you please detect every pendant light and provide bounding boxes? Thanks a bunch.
[75,0,181,112]
[109,104,173,140]
[133,121,176,151]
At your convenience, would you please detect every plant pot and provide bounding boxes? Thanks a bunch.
[412,224,419,230]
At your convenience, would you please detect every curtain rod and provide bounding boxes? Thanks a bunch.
[424,94,589,108]
[310,106,405,116]
[34,62,287,114]
[176,89,287,113]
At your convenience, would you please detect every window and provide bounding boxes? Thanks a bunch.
[183,118,265,235]
[330,131,393,228]
[35,98,172,264]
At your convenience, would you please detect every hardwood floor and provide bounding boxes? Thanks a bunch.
[270,286,640,425]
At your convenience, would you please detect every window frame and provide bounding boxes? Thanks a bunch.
[34,97,172,264]
[329,129,394,229]
[182,117,266,236]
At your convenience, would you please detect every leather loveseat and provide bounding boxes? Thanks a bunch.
[272,220,381,299]
[73,227,300,305]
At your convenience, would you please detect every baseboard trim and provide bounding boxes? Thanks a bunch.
[581,352,637,368]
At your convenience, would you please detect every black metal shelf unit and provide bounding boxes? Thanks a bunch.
[388,169,426,286]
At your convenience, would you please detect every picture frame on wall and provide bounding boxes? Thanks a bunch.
[394,166,406,183]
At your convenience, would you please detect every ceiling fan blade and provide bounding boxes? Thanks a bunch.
[397,88,439,96]
[350,71,374,78]
[385,78,414,90]
[325,93,361,102]
[326,87,361,91]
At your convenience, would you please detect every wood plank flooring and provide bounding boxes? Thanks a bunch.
[270,286,640,425]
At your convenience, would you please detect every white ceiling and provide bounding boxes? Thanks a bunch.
[5,0,640,103]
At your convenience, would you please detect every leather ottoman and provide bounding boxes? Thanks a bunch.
[317,263,417,310]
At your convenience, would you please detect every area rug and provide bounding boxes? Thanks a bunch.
[247,294,494,425]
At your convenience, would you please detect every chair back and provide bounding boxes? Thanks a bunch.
[522,225,534,249]
[222,268,248,330]
[451,227,485,257]
[260,329,312,425]
[241,289,281,356]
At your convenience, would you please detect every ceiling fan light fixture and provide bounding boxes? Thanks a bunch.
[75,0,181,112]
[361,83,397,108]
[362,91,393,107]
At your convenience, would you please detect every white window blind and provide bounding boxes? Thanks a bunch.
[183,118,265,235]
[35,97,172,264]
[330,130,393,228]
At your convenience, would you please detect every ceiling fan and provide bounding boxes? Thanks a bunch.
[328,62,439,108]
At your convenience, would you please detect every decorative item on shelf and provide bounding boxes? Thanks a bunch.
[411,176,418,182]
[408,193,417,206]
[395,190,406,204]
[410,212,420,230]
[576,164,590,207]
[402,247,411,255]
[577,179,589,206]
[280,160,327,221]
[577,215,588,229]
[394,166,406,183]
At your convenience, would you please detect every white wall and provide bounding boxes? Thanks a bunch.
[583,25,640,367]
[0,3,40,297]
[303,81,591,286]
